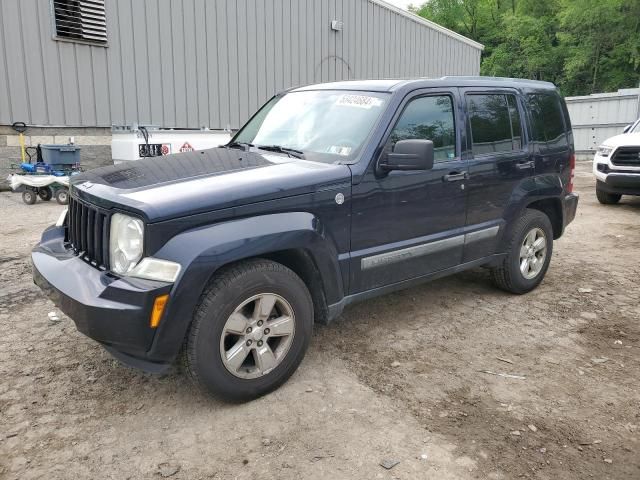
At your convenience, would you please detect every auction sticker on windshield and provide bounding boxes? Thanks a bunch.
[335,94,384,109]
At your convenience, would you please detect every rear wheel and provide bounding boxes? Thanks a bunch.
[183,259,313,401]
[491,209,553,294]
[55,188,69,205]
[38,187,53,201]
[22,190,37,205]
[596,187,621,205]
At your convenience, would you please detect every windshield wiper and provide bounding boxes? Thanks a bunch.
[256,145,305,159]
[226,141,254,151]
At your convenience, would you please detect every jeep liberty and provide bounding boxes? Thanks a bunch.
[32,77,579,400]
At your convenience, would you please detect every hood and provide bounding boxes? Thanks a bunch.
[602,132,640,148]
[71,147,351,222]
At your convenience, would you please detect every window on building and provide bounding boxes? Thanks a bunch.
[389,95,456,162]
[467,94,524,155]
[52,0,107,45]
[527,93,568,149]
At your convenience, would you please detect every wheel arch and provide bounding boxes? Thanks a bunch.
[145,212,344,362]
[525,197,563,239]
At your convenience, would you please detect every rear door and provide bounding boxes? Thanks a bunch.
[461,89,533,262]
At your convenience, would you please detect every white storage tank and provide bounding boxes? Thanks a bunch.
[112,126,232,164]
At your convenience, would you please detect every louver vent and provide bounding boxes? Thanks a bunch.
[53,0,107,44]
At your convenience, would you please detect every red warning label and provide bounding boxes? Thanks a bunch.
[179,142,194,152]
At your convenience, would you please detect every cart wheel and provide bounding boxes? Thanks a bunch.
[55,188,69,205]
[38,187,53,201]
[22,190,37,205]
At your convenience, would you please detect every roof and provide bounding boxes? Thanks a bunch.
[293,77,557,93]
[370,0,484,51]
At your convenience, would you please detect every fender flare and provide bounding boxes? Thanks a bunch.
[146,212,344,361]
[497,174,564,251]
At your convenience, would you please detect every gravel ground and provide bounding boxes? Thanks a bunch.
[1,161,638,480]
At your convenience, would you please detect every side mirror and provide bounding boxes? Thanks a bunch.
[379,139,434,173]
[623,124,632,133]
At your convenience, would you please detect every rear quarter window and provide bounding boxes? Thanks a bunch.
[527,93,568,150]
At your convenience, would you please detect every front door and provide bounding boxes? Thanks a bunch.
[349,89,468,293]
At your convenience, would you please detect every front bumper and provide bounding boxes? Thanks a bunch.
[32,225,173,372]
[597,174,640,196]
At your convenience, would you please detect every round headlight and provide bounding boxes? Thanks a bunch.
[109,213,144,275]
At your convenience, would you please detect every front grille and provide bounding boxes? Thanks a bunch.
[611,147,640,166]
[66,195,110,269]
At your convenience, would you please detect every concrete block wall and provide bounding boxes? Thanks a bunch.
[0,126,112,190]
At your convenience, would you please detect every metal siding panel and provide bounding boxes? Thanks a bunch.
[2,0,30,123]
[328,0,335,81]
[158,0,175,127]
[236,0,249,124]
[215,0,230,129]
[255,0,267,104]
[20,0,47,124]
[283,0,292,87]
[76,46,97,125]
[205,0,220,128]
[118,0,138,124]
[131,0,150,125]
[290,0,299,85]
[105,0,124,125]
[0,16,10,123]
[170,0,187,127]
[194,0,209,127]
[90,47,110,126]
[36,0,65,125]
[182,0,198,127]
[145,1,163,126]
[227,1,240,127]
[58,42,81,125]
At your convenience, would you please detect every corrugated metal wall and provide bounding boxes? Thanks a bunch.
[566,88,640,157]
[0,0,483,130]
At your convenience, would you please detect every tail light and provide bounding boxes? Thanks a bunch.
[568,153,576,193]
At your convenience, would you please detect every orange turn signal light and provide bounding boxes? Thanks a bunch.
[150,294,169,328]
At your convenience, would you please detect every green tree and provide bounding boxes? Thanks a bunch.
[411,0,640,95]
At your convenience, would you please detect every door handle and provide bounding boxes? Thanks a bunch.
[443,171,468,182]
[516,160,535,170]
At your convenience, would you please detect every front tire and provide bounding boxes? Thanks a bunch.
[491,209,553,294]
[596,187,621,205]
[184,259,313,401]
[22,190,37,205]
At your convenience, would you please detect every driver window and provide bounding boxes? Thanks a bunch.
[389,95,456,162]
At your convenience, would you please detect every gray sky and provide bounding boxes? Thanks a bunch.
[383,0,416,10]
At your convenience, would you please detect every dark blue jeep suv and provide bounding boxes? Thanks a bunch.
[33,77,579,400]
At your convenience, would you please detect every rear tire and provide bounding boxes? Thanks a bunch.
[491,209,553,294]
[22,190,37,205]
[183,259,313,401]
[596,188,621,205]
[38,187,53,201]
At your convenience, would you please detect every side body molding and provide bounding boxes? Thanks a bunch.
[146,212,344,361]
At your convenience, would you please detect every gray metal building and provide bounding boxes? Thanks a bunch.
[0,0,482,182]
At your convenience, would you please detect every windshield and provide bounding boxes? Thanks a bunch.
[233,90,390,162]
[630,119,640,133]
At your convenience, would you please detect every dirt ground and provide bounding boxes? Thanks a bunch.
[1,161,638,480]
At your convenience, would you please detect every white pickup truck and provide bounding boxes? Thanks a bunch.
[593,118,640,204]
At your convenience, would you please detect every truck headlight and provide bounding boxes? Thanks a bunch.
[110,213,144,275]
[596,145,613,157]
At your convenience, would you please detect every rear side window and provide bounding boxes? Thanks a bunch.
[467,93,523,154]
[389,95,456,162]
[527,93,568,149]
